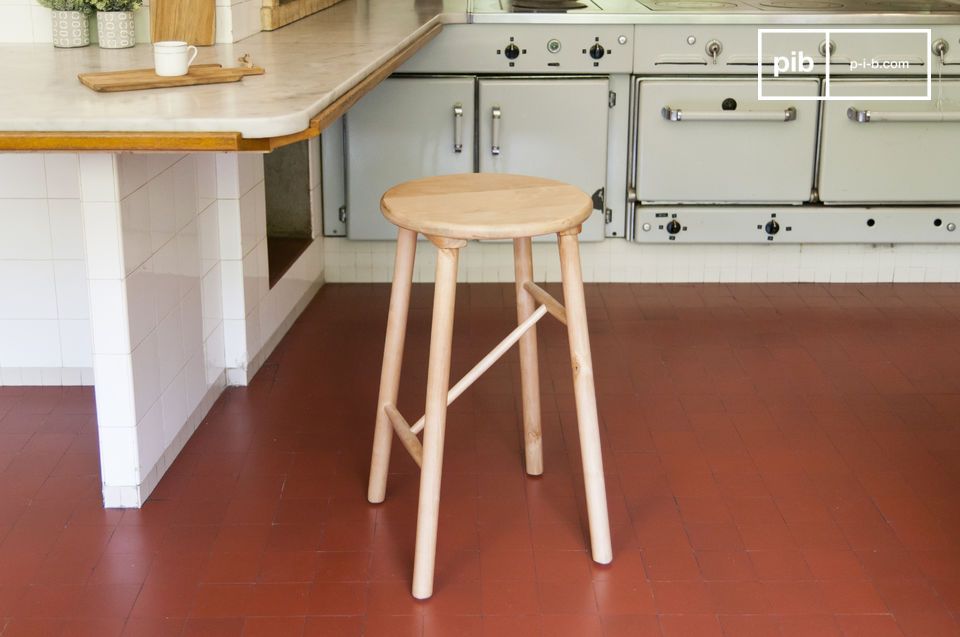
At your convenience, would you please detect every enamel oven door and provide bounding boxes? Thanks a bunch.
[345,76,475,240]
[478,77,609,241]
[819,79,960,203]
[635,78,819,204]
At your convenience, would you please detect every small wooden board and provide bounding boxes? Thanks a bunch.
[79,64,265,93]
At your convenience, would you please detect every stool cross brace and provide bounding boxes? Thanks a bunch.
[383,285,565,468]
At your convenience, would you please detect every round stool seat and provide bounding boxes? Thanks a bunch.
[380,173,593,240]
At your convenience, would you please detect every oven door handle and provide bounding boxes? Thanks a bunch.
[847,107,960,123]
[453,103,463,153]
[491,105,502,156]
[661,106,797,122]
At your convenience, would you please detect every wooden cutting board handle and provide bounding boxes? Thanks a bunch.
[150,0,216,46]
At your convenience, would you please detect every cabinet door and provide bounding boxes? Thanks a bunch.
[478,78,609,241]
[636,79,819,204]
[819,80,960,203]
[345,77,475,240]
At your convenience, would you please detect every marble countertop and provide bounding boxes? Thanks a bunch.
[0,0,466,139]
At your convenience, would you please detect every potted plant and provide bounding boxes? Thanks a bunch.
[38,0,93,48]
[89,0,142,49]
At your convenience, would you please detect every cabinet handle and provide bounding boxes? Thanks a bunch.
[491,105,501,156]
[661,106,797,122]
[453,103,463,153]
[847,107,960,123]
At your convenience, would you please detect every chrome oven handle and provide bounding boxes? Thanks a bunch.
[453,103,463,153]
[491,106,502,156]
[661,106,797,122]
[847,107,960,123]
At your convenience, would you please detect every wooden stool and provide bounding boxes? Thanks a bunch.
[366,173,612,599]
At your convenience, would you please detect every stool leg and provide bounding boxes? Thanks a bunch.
[513,237,543,476]
[557,230,612,565]
[412,245,460,599]
[368,228,418,504]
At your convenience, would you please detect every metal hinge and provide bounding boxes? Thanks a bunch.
[608,91,617,108]
[338,205,347,223]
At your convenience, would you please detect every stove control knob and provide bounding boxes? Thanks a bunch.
[818,40,836,57]
[705,39,722,64]
[589,43,605,60]
[504,43,520,60]
[666,219,682,235]
[933,39,949,64]
[765,220,781,235]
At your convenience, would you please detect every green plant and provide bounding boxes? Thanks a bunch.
[87,0,142,10]
[37,0,93,13]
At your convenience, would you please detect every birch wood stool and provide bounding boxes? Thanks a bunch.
[366,173,612,599]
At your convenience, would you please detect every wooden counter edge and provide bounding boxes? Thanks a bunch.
[0,22,442,154]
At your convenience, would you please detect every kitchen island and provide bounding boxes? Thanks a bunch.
[0,0,465,507]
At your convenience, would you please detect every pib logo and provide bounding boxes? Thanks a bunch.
[773,50,814,77]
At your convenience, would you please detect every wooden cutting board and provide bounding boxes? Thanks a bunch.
[79,64,265,92]
[150,0,216,46]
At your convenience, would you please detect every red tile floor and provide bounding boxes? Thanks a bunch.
[1,283,960,637]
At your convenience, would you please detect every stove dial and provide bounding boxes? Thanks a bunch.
[547,38,561,53]
[818,40,836,57]
[948,222,957,232]
[705,39,722,64]
[933,39,949,64]
[642,222,652,232]
[589,43,605,60]
[666,219,682,235]
[687,35,696,45]
[504,43,520,60]
[618,35,628,45]
[765,220,781,236]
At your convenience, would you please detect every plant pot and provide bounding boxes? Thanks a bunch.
[51,10,90,48]
[96,10,135,48]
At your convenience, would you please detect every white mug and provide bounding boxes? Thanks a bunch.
[153,41,198,77]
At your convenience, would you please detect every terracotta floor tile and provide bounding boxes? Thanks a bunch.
[302,616,364,637]
[652,581,714,613]
[538,579,598,614]
[305,581,367,615]
[189,583,252,618]
[241,616,305,637]
[718,614,780,637]
[363,614,423,637]
[778,615,842,637]
[539,613,603,637]
[750,549,812,581]
[834,614,905,637]
[119,617,185,636]
[819,580,889,614]
[641,550,701,580]
[480,614,542,637]
[181,617,245,637]
[696,550,755,581]
[658,613,724,637]
[480,579,539,615]
[423,614,482,637]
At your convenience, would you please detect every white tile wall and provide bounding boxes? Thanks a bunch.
[323,238,960,284]
[0,153,93,386]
